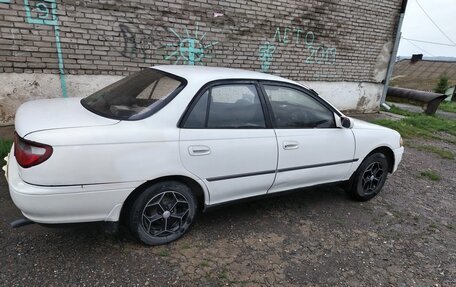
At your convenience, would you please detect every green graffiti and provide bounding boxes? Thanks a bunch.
[53,26,68,97]
[265,26,337,70]
[273,27,281,43]
[306,45,337,65]
[259,41,276,73]
[304,31,315,48]
[273,27,309,46]
[163,24,218,65]
[35,2,49,19]
[282,27,291,45]
[24,0,57,25]
[294,28,303,44]
[273,27,317,47]
[23,0,67,97]
[0,0,11,3]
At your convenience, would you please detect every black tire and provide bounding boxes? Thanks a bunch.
[129,181,197,245]
[348,153,389,201]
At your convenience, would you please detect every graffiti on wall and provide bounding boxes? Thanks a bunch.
[119,24,155,60]
[306,46,337,65]
[259,26,338,73]
[106,22,218,66]
[1,0,67,97]
[23,0,67,97]
[162,25,218,65]
[258,41,276,72]
[96,21,156,60]
[119,24,145,59]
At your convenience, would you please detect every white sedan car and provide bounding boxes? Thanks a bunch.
[4,66,404,245]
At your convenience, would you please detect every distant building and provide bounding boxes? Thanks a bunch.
[391,54,456,91]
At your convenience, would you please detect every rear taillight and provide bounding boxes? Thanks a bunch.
[14,133,53,168]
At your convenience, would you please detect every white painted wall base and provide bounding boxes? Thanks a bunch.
[0,73,122,126]
[304,81,383,113]
[0,73,382,126]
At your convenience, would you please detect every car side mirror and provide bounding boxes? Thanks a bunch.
[341,117,353,128]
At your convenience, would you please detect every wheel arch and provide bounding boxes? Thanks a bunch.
[365,146,395,173]
[119,175,206,224]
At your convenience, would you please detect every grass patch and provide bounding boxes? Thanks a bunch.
[373,118,434,139]
[428,223,439,231]
[0,139,13,164]
[180,243,191,250]
[333,219,344,226]
[201,260,210,267]
[412,144,455,160]
[405,114,456,137]
[386,105,417,117]
[218,268,228,280]
[439,101,456,113]
[372,110,456,144]
[158,248,170,257]
[420,170,441,181]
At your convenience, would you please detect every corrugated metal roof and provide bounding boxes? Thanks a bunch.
[391,59,456,91]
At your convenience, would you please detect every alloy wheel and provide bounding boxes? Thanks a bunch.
[361,162,384,195]
[141,191,190,237]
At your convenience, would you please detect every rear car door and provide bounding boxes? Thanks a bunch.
[260,82,356,193]
[179,81,278,205]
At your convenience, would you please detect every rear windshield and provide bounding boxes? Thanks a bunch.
[81,69,185,120]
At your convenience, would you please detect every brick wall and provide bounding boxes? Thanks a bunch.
[0,0,403,124]
[0,0,401,78]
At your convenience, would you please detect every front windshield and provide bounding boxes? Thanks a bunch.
[81,69,185,120]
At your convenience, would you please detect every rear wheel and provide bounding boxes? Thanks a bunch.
[348,153,389,201]
[129,181,197,245]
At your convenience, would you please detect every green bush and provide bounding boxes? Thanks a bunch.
[434,74,449,94]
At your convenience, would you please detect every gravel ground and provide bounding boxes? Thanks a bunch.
[0,124,455,286]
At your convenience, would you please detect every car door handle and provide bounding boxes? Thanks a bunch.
[188,145,211,156]
[283,141,299,150]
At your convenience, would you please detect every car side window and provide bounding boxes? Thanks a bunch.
[183,91,209,128]
[263,85,335,129]
[183,84,266,129]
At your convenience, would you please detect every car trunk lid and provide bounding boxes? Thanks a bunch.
[15,97,119,138]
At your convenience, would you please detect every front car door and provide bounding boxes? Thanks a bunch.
[260,82,356,193]
[179,81,278,205]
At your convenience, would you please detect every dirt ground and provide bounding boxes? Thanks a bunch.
[0,118,455,286]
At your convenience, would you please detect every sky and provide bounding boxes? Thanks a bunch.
[397,0,456,57]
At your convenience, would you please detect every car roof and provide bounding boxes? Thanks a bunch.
[153,65,308,87]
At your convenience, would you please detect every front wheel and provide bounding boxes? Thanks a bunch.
[348,153,389,201]
[129,181,197,245]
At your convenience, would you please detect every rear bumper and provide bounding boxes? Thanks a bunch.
[4,152,137,224]
[392,146,404,173]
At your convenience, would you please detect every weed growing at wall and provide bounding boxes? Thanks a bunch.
[0,139,12,165]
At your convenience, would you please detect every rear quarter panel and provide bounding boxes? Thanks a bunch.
[20,122,188,186]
